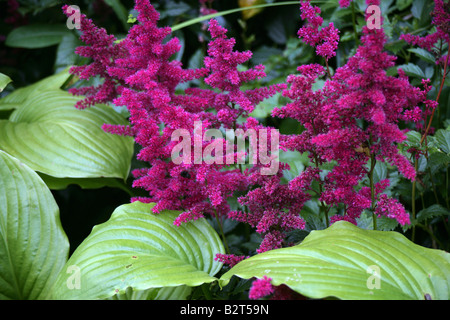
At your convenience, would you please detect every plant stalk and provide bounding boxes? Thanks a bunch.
[215,210,230,254]
[420,46,450,145]
[368,153,377,230]
[411,157,418,242]
[351,1,359,46]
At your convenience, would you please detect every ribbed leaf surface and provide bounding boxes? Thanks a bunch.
[51,202,224,299]
[0,151,69,300]
[0,89,133,179]
[220,221,450,300]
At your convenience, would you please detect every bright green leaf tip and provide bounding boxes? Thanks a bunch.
[0,73,12,92]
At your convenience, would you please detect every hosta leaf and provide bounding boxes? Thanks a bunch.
[220,221,450,300]
[0,72,12,92]
[0,89,133,179]
[51,202,224,300]
[108,285,192,300]
[0,150,69,300]
[0,68,72,107]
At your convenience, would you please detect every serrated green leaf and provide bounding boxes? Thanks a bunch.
[435,128,450,154]
[427,150,450,174]
[0,150,69,300]
[373,161,387,183]
[408,48,436,64]
[398,63,425,79]
[405,130,422,147]
[356,211,399,231]
[220,221,450,300]
[0,89,133,180]
[51,202,225,300]
[416,204,450,223]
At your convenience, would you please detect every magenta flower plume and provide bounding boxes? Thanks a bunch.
[62,4,124,109]
[63,0,438,280]
[400,0,450,53]
[64,1,287,233]
[273,0,430,224]
[297,0,340,60]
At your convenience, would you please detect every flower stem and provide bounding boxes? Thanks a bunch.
[172,1,303,31]
[214,210,230,254]
[351,1,359,46]
[411,157,418,242]
[368,153,377,230]
[446,165,450,210]
[420,46,450,145]
[325,59,332,78]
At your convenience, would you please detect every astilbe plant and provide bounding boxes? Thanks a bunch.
[63,0,293,256]
[400,0,450,144]
[63,0,443,300]
[273,0,434,229]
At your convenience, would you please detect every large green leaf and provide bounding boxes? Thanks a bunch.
[5,24,71,48]
[220,221,450,300]
[0,89,133,179]
[51,202,224,300]
[0,69,71,111]
[0,150,69,300]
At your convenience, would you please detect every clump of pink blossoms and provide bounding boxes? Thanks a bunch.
[400,0,449,56]
[248,276,273,300]
[273,0,433,226]
[64,0,438,300]
[297,0,340,61]
[63,0,301,256]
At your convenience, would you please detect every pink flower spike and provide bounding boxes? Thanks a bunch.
[214,254,248,268]
[249,276,274,300]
